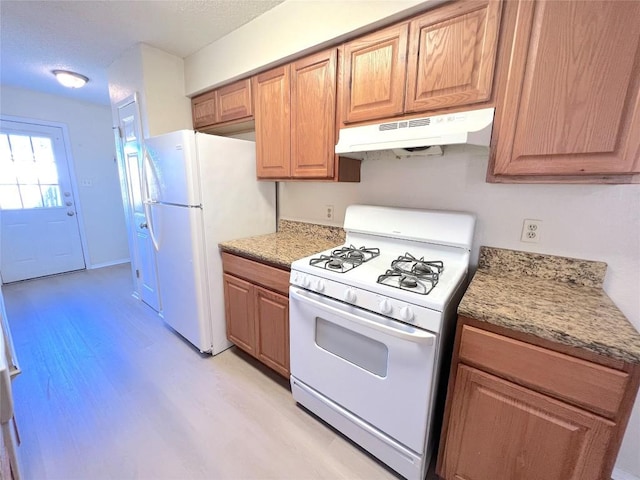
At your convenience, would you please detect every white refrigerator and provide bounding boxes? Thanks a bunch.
[143,130,276,354]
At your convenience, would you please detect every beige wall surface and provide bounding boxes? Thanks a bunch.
[1,86,130,268]
[109,43,192,138]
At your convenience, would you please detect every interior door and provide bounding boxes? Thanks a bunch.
[115,98,161,311]
[0,119,86,282]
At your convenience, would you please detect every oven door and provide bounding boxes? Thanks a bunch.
[289,287,437,454]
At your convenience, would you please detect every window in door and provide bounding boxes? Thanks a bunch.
[0,133,63,209]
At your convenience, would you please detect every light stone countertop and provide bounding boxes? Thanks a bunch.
[219,219,345,270]
[459,246,640,364]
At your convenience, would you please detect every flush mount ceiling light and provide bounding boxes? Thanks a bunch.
[52,70,89,88]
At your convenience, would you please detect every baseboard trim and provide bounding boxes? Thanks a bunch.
[613,467,640,480]
[89,258,130,270]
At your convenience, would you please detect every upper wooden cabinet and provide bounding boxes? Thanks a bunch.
[341,0,502,125]
[405,0,502,113]
[215,79,252,124]
[254,49,360,181]
[192,90,217,129]
[254,65,292,178]
[191,78,253,130]
[341,23,409,123]
[490,0,640,179]
[291,50,337,178]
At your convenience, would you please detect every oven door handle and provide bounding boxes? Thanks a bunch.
[290,288,435,345]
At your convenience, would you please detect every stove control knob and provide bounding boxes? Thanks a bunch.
[399,306,414,322]
[344,288,357,303]
[379,299,392,315]
[315,279,326,292]
[301,276,310,288]
[292,273,300,284]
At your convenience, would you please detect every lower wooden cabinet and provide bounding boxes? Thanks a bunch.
[254,286,289,376]
[442,365,614,480]
[223,274,256,355]
[437,320,640,480]
[222,253,290,378]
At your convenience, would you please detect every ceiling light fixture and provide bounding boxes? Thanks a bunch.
[52,70,89,88]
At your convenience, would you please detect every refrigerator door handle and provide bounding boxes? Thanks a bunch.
[142,149,160,251]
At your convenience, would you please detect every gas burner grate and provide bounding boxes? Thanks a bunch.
[309,245,380,273]
[376,252,444,294]
[376,270,437,295]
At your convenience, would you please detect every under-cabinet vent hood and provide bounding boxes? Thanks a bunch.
[335,107,495,155]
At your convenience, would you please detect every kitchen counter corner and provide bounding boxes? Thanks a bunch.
[219,219,345,269]
[459,246,640,364]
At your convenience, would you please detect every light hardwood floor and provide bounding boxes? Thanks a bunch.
[3,264,421,480]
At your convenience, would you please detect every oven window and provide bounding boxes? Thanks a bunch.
[315,317,388,377]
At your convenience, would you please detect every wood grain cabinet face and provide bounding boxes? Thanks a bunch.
[192,91,217,129]
[254,286,289,377]
[192,79,253,129]
[342,23,409,123]
[253,49,350,181]
[222,254,290,378]
[291,49,337,178]
[223,274,255,355]
[492,0,640,177]
[253,66,292,179]
[214,79,253,123]
[438,322,640,480]
[405,0,502,113]
[441,365,614,480]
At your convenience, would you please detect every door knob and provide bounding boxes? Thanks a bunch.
[67,211,75,216]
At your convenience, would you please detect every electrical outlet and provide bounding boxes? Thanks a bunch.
[325,205,334,221]
[520,219,542,243]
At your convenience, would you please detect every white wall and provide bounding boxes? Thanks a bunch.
[0,86,130,268]
[108,43,192,138]
[279,146,640,477]
[185,0,442,95]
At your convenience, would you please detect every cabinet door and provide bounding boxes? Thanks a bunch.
[192,90,216,129]
[492,0,640,176]
[254,66,291,178]
[223,274,256,355]
[440,365,614,480]
[291,49,337,178]
[254,286,289,378]
[342,23,409,123]
[214,79,253,123]
[405,0,502,113]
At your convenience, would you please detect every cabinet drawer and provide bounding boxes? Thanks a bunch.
[459,325,629,418]
[221,252,289,295]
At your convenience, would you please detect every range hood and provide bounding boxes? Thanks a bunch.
[335,107,495,155]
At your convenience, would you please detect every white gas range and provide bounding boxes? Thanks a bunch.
[289,205,475,480]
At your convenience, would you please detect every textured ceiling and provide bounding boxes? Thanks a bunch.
[0,0,284,105]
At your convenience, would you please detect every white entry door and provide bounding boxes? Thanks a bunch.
[0,119,86,283]
[116,97,161,311]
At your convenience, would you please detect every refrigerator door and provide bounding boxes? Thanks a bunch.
[149,201,212,352]
[144,130,200,206]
